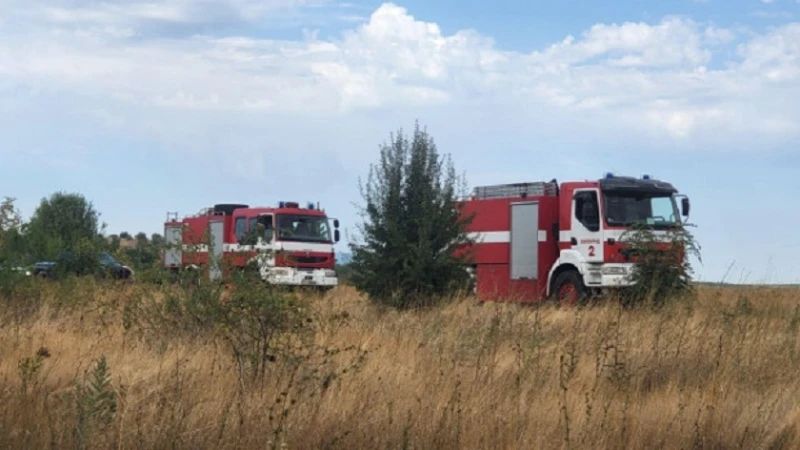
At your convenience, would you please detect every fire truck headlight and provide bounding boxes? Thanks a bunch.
[601,266,628,275]
[272,268,291,277]
[324,269,337,278]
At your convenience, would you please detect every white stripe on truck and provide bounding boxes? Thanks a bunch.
[468,230,546,243]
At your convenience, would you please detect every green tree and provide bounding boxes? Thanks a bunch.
[150,233,165,248]
[122,232,161,271]
[25,192,105,265]
[0,228,28,264]
[0,196,22,236]
[349,122,475,309]
[107,234,121,253]
[0,197,27,265]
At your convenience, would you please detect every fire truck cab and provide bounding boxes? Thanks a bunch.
[163,201,340,288]
[458,174,690,304]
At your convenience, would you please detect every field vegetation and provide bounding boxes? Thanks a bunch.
[1,276,800,449]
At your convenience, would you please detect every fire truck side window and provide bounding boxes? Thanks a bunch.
[234,217,247,243]
[574,191,600,232]
[257,215,274,242]
[242,217,257,245]
[240,216,273,245]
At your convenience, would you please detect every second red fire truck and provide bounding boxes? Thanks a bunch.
[458,173,690,304]
[163,201,340,289]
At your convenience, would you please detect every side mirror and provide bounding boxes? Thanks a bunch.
[334,229,340,243]
[333,219,340,229]
[681,197,690,216]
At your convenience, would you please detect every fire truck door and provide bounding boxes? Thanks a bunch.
[164,224,182,267]
[571,188,603,263]
[510,202,539,280]
[208,219,225,281]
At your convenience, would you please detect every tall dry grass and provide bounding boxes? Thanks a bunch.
[2,277,800,449]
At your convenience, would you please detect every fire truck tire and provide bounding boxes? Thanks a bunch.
[552,270,588,307]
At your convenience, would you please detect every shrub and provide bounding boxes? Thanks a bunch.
[124,248,315,385]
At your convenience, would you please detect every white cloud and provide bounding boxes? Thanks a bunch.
[737,23,800,81]
[0,0,799,166]
[528,17,715,68]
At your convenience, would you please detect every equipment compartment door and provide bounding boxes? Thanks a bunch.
[510,202,539,280]
[208,219,225,281]
[164,225,182,267]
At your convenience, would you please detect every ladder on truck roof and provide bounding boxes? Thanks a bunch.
[472,180,559,200]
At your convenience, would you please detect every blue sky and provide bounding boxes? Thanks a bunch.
[1,0,799,283]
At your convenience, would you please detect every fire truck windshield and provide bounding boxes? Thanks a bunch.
[276,214,332,242]
[603,191,680,228]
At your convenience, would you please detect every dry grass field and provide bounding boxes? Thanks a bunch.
[2,277,800,449]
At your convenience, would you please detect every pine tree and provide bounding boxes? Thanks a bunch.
[619,222,701,308]
[349,122,475,309]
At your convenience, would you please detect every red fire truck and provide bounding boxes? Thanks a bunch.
[163,201,340,288]
[458,173,690,304]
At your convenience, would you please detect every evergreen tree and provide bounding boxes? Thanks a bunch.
[618,222,701,308]
[349,122,475,309]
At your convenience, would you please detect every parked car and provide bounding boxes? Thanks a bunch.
[32,251,134,280]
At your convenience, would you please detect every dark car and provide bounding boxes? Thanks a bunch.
[32,251,134,280]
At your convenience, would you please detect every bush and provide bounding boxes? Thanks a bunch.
[124,249,315,384]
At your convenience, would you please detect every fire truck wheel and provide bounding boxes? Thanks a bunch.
[553,270,587,307]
